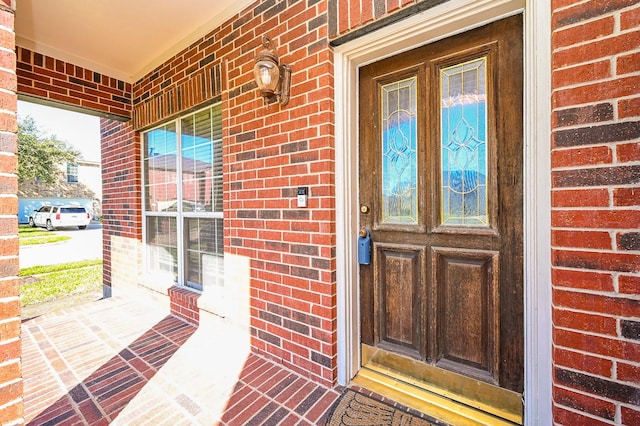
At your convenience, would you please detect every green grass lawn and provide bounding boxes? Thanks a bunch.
[20,259,103,306]
[18,225,45,234]
[19,225,71,246]
[19,226,104,319]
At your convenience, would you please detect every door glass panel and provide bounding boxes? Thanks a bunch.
[381,77,418,225]
[441,58,488,226]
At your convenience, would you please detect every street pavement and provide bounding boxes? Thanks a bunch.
[19,222,103,268]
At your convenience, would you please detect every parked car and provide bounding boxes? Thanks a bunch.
[28,205,91,230]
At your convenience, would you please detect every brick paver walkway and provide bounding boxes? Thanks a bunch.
[22,297,341,425]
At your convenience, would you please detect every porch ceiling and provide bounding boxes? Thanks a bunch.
[15,0,254,83]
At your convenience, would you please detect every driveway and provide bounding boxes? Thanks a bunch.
[20,222,103,268]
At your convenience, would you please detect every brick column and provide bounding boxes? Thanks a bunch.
[0,1,22,424]
[100,118,142,297]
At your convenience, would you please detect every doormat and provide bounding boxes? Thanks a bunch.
[326,389,438,425]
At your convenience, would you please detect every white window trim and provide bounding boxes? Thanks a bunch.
[333,0,552,423]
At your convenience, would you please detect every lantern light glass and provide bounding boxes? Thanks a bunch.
[253,35,291,106]
[254,58,279,96]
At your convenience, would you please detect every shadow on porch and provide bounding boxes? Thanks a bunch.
[22,296,341,425]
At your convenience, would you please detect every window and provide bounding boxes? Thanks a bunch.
[60,207,87,214]
[67,163,78,183]
[142,104,223,291]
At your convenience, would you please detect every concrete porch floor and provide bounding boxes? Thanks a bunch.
[21,296,343,425]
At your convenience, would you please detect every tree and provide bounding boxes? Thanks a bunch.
[17,115,81,184]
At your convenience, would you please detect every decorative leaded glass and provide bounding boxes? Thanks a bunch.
[381,77,418,224]
[441,58,488,226]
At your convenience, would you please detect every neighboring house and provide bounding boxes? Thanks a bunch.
[0,1,638,425]
[68,160,102,201]
[17,160,102,222]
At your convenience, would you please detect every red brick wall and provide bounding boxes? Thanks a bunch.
[328,0,433,37]
[551,1,640,424]
[226,0,336,385]
[0,3,22,425]
[16,47,132,120]
[132,0,337,384]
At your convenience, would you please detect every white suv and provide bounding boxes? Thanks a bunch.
[28,205,92,231]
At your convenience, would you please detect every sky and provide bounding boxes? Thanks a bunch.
[17,100,101,162]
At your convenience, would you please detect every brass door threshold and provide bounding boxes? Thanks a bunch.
[353,366,522,426]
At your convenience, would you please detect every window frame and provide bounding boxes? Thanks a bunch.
[67,163,79,183]
[141,103,224,292]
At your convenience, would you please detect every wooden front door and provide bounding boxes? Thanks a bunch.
[358,15,524,423]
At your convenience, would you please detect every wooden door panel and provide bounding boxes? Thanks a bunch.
[432,247,499,383]
[358,15,523,415]
[374,243,426,360]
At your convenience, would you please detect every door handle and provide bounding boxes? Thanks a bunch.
[358,228,371,265]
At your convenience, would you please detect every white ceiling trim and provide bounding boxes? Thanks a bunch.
[15,0,255,84]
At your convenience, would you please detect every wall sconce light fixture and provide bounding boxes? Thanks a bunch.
[254,35,291,106]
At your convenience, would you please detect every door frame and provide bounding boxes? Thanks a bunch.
[333,0,552,423]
